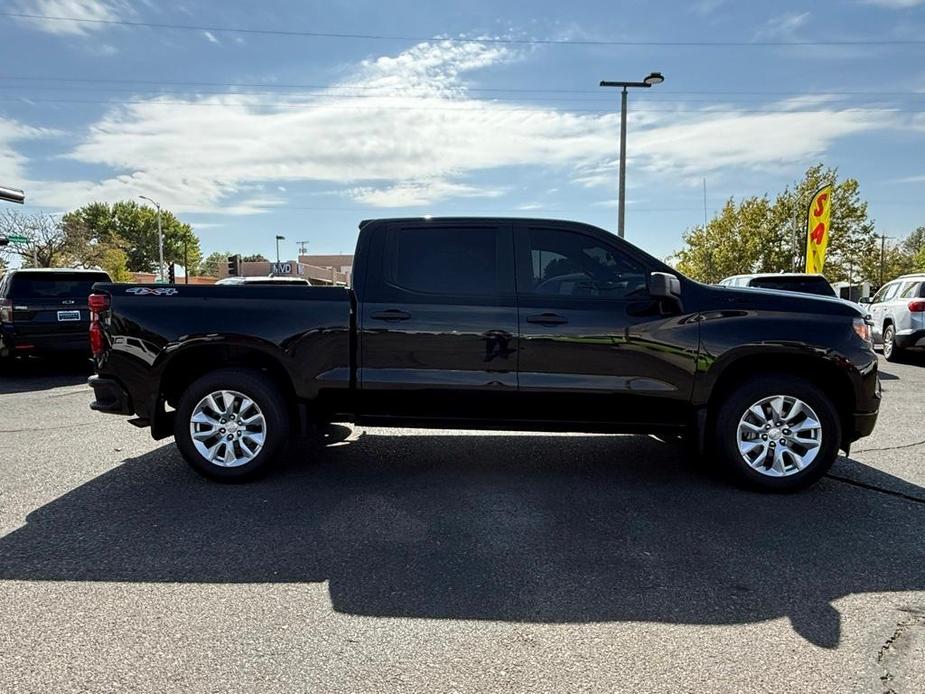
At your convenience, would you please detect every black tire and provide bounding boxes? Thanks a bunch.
[882,324,902,362]
[174,368,290,482]
[711,375,841,492]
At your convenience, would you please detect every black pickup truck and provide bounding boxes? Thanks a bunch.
[88,217,880,491]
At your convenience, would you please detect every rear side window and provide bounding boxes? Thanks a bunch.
[748,276,835,297]
[389,226,498,295]
[10,272,110,299]
[899,281,923,298]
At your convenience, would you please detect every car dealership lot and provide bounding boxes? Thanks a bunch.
[1,357,924,693]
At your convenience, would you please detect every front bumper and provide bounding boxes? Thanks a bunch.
[88,375,133,415]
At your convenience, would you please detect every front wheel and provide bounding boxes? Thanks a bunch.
[712,375,841,492]
[174,369,290,482]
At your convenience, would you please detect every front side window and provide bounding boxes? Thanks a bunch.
[523,228,646,299]
[390,226,497,296]
[882,283,901,302]
[871,283,893,303]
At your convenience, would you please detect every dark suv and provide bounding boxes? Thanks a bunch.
[0,268,112,362]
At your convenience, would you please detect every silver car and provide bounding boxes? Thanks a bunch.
[862,272,925,361]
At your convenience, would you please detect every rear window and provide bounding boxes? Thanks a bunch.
[389,226,498,295]
[748,276,835,297]
[10,272,111,299]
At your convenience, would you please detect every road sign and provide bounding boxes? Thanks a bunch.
[272,262,293,274]
[6,234,28,244]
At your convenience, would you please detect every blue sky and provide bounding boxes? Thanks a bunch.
[1,0,924,263]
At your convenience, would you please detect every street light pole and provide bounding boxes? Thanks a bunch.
[275,235,285,264]
[600,72,665,239]
[139,195,164,282]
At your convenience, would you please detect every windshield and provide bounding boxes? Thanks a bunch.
[748,276,835,297]
[10,272,110,299]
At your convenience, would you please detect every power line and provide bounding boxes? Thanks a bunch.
[3,76,924,99]
[2,12,924,47]
[1,84,923,107]
[4,96,924,114]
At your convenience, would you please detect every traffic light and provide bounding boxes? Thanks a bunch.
[0,237,7,246]
[167,263,176,284]
[227,254,241,276]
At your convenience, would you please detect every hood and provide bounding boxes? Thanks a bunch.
[698,284,865,318]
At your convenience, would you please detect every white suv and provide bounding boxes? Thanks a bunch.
[862,273,925,361]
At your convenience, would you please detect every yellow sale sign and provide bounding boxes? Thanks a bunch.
[805,184,833,274]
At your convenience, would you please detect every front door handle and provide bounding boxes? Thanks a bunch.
[526,313,568,326]
[370,309,412,321]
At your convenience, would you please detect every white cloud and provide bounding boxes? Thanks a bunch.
[864,0,923,7]
[0,117,58,182]
[755,11,810,41]
[349,180,504,207]
[10,39,911,213]
[12,0,131,36]
[203,30,220,45]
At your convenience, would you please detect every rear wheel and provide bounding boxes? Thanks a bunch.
[174,369,290,482]
[882,324,902,362]
[712,375,841,491]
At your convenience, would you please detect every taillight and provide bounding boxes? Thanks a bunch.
[88,293,109,313]
[908,300,925,313]
[88,293,110,357]
[0,298,11,323]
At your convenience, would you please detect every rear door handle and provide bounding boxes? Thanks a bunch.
[370,309,412,321]
[526,313,568,326]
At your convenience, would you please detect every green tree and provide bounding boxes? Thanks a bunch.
[902,226,925,260]
[673,164,879,284]
[200,251,233,277]
[61,201,202,274]
[242,253,268,262]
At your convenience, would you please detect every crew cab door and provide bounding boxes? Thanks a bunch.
[513,221,699,429]
[357,220,517,421]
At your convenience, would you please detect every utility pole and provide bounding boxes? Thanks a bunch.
[702,178,708,229]
[297,240,309,256]
[880,233,886,286]
[600,72,665,238]
[139,195,165,282]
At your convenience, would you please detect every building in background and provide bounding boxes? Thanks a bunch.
[298,255,354,286]
[217,254,353,286]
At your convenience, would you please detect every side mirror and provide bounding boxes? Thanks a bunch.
[858,296,872,304]
[649,272,681,299]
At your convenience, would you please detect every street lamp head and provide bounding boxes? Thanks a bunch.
[643,72,665,86]
[276,235,286,241]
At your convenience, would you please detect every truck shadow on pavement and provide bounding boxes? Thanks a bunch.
[1,431,923,649]
[0,357,91,394]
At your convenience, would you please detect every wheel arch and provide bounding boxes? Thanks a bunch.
[702,351,855,452]
[149,342,299,439]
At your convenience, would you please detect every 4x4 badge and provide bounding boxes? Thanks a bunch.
[125,287,178,296]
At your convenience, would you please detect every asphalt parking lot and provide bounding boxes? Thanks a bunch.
[1,355,924,693]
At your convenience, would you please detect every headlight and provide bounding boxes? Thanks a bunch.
[853,317,872,345]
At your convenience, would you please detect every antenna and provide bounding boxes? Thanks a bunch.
[296,240,310,255]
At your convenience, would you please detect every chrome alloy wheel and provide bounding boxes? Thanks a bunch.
[189,390,267,468]
[736,395,822,477]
